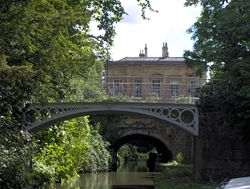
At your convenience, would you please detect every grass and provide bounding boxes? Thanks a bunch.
[154,161,216,189]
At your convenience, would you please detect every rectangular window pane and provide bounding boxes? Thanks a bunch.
[152,80,161,98]
[113,80,123,95]
[170,81,179,97]
[133,80,142,99]
[190,79,199,97]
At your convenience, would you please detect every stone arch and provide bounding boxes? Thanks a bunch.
[111,133,173,163]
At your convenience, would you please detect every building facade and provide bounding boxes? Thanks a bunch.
[104,43,205,163]
[105,43,205,103]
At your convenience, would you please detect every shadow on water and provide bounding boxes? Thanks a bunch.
[112,186,154,189]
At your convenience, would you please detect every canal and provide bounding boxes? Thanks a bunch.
[56,161,156,189]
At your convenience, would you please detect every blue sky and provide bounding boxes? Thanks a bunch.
[110,0,201,60]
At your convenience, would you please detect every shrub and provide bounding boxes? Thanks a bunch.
[175,152,184,164]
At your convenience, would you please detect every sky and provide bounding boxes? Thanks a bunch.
[110,0,201,60]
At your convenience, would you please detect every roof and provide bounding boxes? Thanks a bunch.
[107,57,186,66]
[119,57,185,62]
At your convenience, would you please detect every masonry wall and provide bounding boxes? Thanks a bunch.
[193,105,250,181]
[92,114,193,163]
[105,63,203,102]
[114,115,193,163]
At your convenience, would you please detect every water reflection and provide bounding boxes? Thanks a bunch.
[112,186,154,189]
[118,161,148,172]
[56,161,155,189]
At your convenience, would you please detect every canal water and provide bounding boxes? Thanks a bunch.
[56,161,156,189]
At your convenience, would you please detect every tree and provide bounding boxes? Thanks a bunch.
[0,0,155,115]
[0,0,155,187]
[34,117,111,181]
[184,0,250,78]
[183,0,250,181]
[184,0,250,133]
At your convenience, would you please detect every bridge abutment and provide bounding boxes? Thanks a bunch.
[93,114,194,166]
[193,105,250,181]
[116,116,193,163]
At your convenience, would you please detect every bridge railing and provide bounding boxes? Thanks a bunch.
[66,76,209,104]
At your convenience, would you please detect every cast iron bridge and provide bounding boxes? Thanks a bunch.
[23,102,199,136]
[23,77,207,135]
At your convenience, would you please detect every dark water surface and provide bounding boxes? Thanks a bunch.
[56,161,156,189]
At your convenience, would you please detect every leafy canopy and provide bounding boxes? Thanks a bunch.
[184,0,250,133]
[0,0,155,116]
[184,0,250,81]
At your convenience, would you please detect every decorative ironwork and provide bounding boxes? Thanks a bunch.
[23,102,198,135]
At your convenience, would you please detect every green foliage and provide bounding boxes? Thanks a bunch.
[0,0,155,187]
[155,163,215,189]
[162,165,192,178]
[184,0,250,136]
[184,0,250,75]
[23,161,53,188]
[0,0,156,110]
[1,0,148,105]
[184,0,250,80]
[0,0,90,107]
[136,0,158,19]
[84,127,111,173]
[66,77,107,102]
[175,152,184,164]
[175,96,199,104]
[0,118,51,188]
[91,114,122,144]
[34,117,111,181]
[118,144,153,163]
[0,65,37,117]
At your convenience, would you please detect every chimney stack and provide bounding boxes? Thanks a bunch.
[162,42,169,58]
[139,44,148,57]
[139,50,144,57]
[144,44,148,57]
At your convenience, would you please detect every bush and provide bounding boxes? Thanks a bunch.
[0,144,52,189]
[33,117,111,181]
[175,152,184,164]
[0,118,52,188]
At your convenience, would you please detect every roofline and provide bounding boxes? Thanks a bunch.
[112,56,185,61]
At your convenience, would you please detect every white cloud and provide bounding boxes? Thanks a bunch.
[111,0,201,60]
[120,1,142,24]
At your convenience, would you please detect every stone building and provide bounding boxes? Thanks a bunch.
[104,43,205,163]
[105,43,205,103]
[105,43,206,162]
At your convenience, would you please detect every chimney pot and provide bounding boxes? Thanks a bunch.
[162,42,169,58]
[145,44,148,57]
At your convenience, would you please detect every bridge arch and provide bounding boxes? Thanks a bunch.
[111,133,173,163]
[24,102,198,136]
